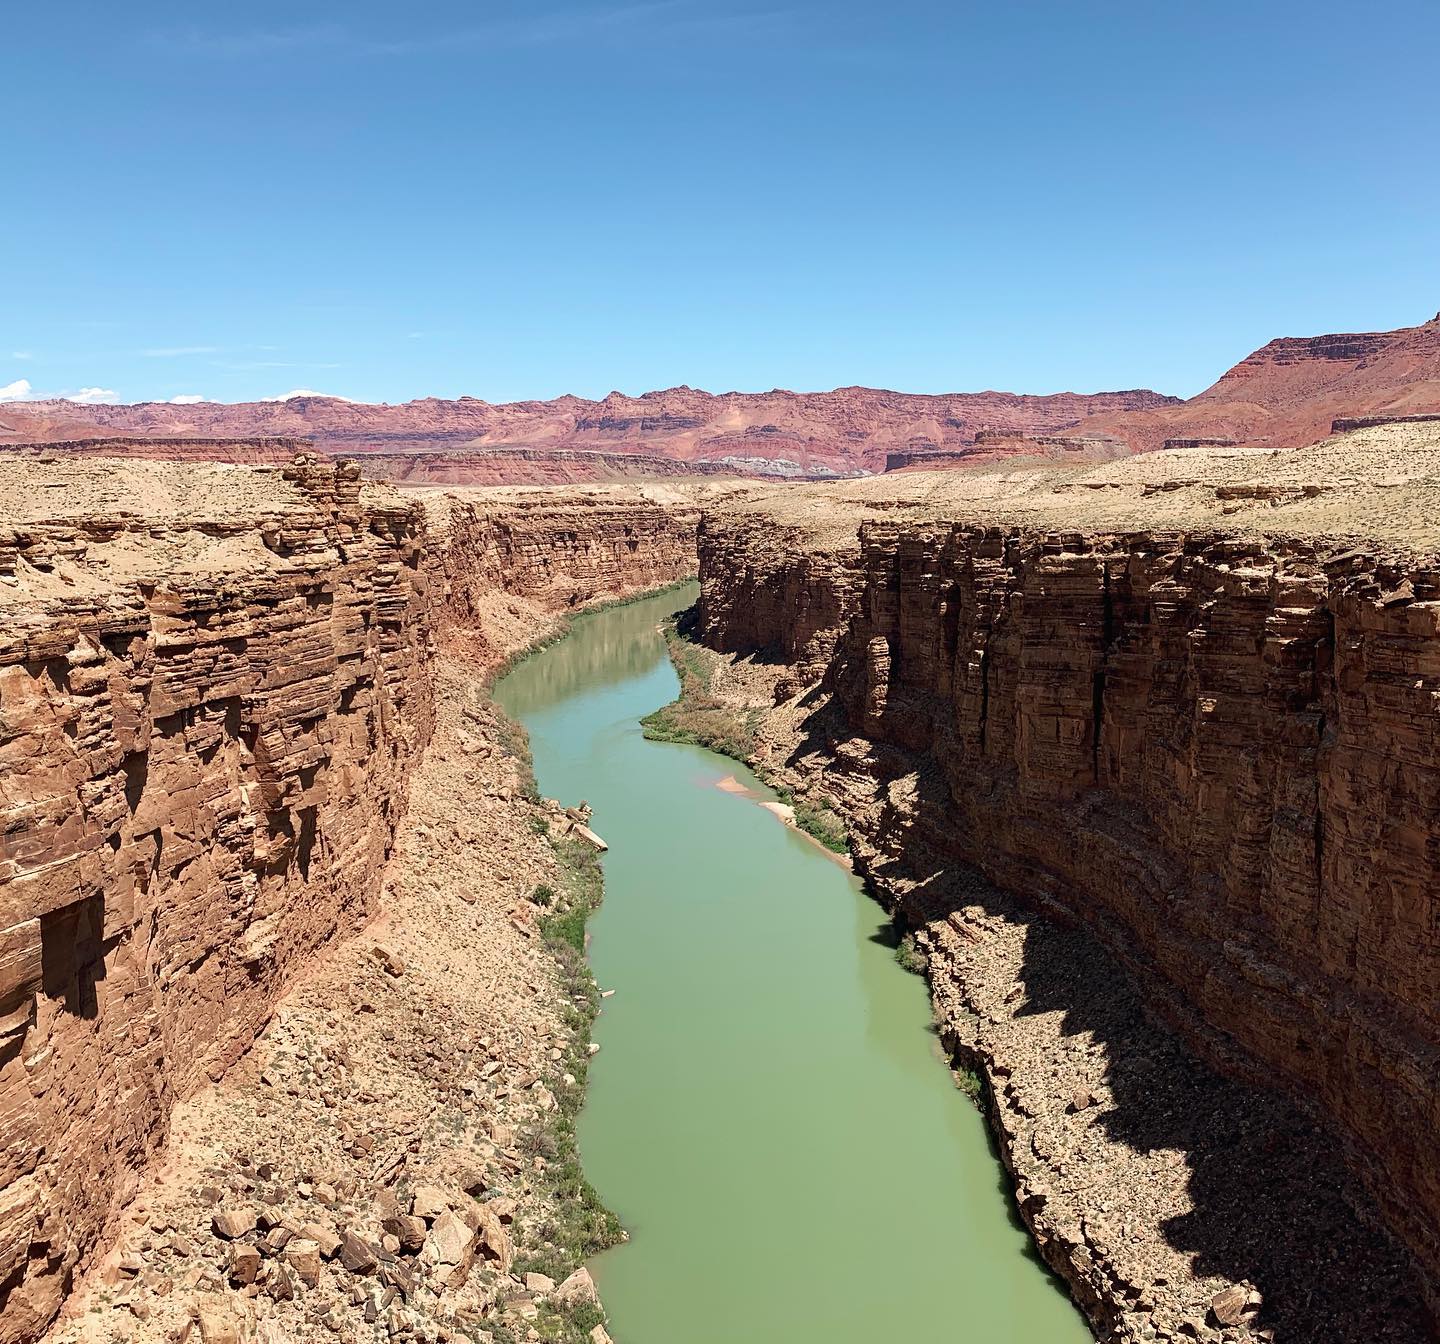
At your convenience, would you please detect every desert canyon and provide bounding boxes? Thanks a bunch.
[1,316,1440,1344]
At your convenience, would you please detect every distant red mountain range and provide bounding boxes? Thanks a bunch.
[3,313,1438,479]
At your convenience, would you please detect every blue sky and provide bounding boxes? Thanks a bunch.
[3,1,1438,406]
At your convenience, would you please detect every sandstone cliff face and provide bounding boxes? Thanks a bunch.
[0,460,434,1337]
[695,512,1440,1316]
[0,463,701,1342]
[429,490,700,656]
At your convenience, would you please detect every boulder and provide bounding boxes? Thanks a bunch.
[299,1222,342,1258]
[1209,1284,1260,1326]
[338,1231,379,1275]
[552,1266,600,1311]
[410,1185,449,1221]
[475,1204,514,1274]
[285,1239,322,1288]
[194,1297,243,1344]
[424,1210,471,1267]
[227,1245,263,1286]
[211,1208,257,1240]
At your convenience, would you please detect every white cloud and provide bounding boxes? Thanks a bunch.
[0,379,120,404]
[265,388,353,402]
[168,394,209,404]
[142,345,220,358]
[213,359,341,371]
[10,351,32,361]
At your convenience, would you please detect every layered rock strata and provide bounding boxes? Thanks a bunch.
[0,386,1178,476]
[0,440,755,486]
[352,447,744,485]
[0,460,701,1342]
[0,438,312,465]
[422,486,705,660]
[0,458,434,1339]
[690,447,1440,1339]
[1072,313,1440,453]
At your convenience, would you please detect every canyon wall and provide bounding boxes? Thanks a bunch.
[694,509,1440,1310]
[0,460,700,1342]
[0,459,433,1338]
[425,488,702,660]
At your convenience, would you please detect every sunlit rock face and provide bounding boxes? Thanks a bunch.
[0,458,701,1340]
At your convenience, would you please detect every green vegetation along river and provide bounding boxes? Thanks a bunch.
[494,584,1090,1343]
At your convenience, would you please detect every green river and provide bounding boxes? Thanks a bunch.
[495,584,1090,1343]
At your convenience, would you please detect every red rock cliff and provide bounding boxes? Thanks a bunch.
[1073,313,1440,452]
[0,459,434,1337]
[0,385,1178,477]
[0,462,701,1341]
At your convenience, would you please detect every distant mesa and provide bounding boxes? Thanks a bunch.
[1069,311,1440,456]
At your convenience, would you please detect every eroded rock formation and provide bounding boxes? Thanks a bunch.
[0,440,766,485]
[0,458,433,1337]
[1072,312,1440,453]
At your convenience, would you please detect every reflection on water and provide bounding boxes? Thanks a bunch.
[497,584,698,717]
[495,586,1090,1344]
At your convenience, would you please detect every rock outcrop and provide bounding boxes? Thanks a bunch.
[0,459,701,1342]
[0,438,312,465]
[0,440,769,485]
[884,432,1130,472]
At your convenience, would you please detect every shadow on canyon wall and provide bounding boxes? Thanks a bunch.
[786,695,1433,1344]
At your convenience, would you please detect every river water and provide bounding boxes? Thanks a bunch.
[494,584,1089,1343]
